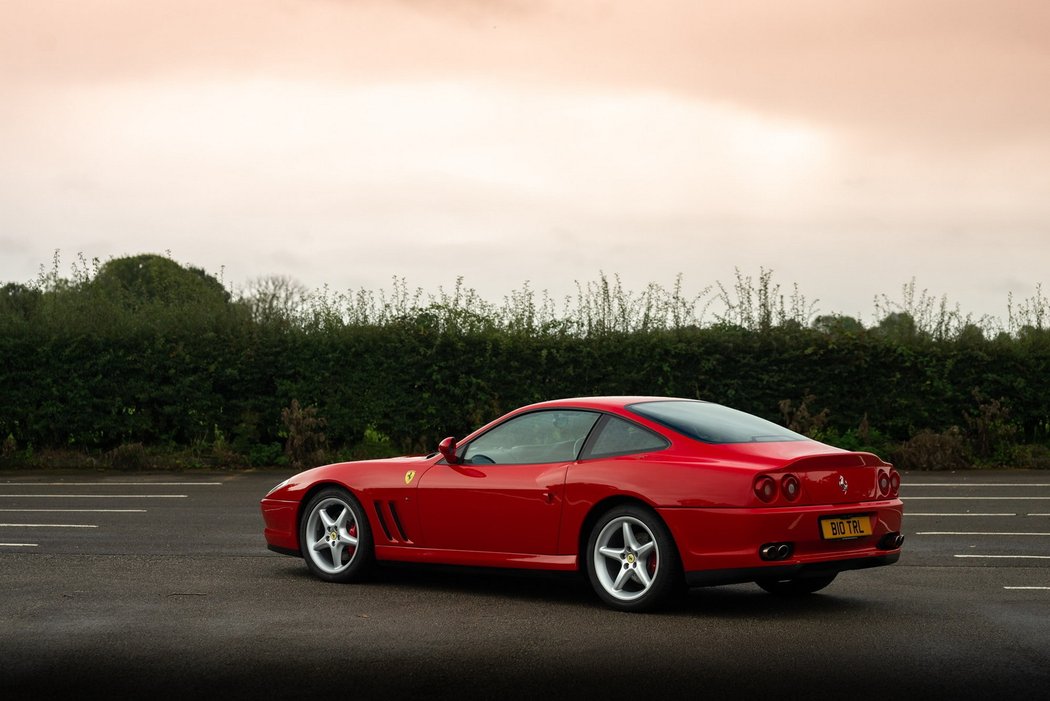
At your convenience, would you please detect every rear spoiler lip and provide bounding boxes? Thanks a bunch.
[778,451,891,472]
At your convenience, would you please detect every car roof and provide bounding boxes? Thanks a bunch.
[519,396,699,412]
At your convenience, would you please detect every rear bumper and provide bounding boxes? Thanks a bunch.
[659,498,903,584]
[686,552,899,587]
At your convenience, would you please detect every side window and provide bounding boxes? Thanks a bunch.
[587,416,668,458]
[462,410,599,465]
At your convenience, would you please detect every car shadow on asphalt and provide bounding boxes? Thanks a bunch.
[675,584,878,618]
[272,558,876,616]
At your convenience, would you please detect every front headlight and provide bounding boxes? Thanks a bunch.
[265,478,293,497]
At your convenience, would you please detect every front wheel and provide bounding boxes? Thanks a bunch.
[300,487,374,583]
[586,505,680,612]
[756,574,837,595]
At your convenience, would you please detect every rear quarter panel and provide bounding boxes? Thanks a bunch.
[558,440,890,559]
[558,451,762,554]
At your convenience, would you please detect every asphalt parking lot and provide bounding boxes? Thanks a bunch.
[2,470,1048,699]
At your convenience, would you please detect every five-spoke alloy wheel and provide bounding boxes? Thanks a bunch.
[300,488,374,583]
[586,504,679,612]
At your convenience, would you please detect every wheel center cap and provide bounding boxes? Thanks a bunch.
[626,553,636,565]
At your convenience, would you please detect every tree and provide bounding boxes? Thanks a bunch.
[873,312,920,342]
[812,314,864,336]
[240,275,309,324]
[0,283,42,322]
[88,254,230,309]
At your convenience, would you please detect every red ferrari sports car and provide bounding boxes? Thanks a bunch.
[261,397,903,611]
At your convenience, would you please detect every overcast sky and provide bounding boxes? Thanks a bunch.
[2,0,1048,324]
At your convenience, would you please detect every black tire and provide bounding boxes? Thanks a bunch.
[756,573,837,596]
[299,487,374,583]
[585,504,680,612]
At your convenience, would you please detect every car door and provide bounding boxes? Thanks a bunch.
[416,409,600,555]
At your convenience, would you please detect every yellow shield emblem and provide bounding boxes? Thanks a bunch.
[404,470,416,485]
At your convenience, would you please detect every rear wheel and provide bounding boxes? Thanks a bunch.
[300,487,374,583]
[586,504,680,612]
[756,574,837,595]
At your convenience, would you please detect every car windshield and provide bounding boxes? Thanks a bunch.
[627,400,808,444]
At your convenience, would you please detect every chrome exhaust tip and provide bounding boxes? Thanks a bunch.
[878,532,905,550]
[759,542,794,561]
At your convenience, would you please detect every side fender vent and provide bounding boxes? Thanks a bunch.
[373,501,394,542]
[373,500,412,544]
[388,500,411,543]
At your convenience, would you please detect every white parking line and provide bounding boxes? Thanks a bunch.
[906,513,1016,517]
[0,494,186,498]
[1003,586,1050,590]
[0,482,221,486]
[1029,513,1050,517]
[954,555,1050,559]
[904,483,1050,487]
[0,523,97,528]
[903,497,1050,500]
[917,531,1050,536]
[0,542,37,547]
[0,509,146,513]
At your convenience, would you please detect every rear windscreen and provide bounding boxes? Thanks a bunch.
[628,400,808,444]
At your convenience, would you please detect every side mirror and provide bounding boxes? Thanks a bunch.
[437,436,460,465]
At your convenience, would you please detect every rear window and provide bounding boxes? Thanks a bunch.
[627,400,807,444]
[587,416,669,458]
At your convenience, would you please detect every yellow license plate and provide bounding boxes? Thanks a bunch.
[820,515,872,540]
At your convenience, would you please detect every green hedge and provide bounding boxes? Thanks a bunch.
[1,255,1048,468]
[2,318,1049,457]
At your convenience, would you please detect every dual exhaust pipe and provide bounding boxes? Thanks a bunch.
[878,532,905,550]
[759,542,793,561]
[761,532,904,561]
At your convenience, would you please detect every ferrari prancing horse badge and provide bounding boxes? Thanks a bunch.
[404,470,416,485]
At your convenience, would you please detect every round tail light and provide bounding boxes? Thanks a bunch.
[781,474,800,501]
[754,476,777,503]
[889,470,901,496]
[878,471,890,496]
